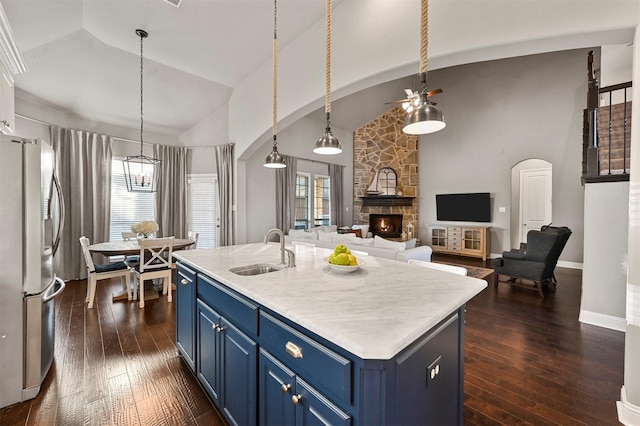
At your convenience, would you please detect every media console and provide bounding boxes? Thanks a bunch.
[429,225,491,261]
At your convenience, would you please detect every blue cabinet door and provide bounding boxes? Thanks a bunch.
[176,263,196,371]
[295,377,351,426]
[259,349,296,426]
[221,318,257,426]
[197,301,222,404]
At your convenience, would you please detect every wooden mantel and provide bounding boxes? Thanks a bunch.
[360,196,415,207]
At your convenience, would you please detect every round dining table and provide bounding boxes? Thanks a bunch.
[88,238,196,303]
[88,238,196,256]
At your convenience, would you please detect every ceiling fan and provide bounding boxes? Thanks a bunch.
[386,87,443,111]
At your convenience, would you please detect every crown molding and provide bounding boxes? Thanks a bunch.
[0,4,26,80]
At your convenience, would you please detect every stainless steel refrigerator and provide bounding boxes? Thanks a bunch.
[0,135,65,408]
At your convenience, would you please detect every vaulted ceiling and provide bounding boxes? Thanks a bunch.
[2,0,341,135]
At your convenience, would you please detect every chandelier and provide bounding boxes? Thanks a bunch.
[123,29,160,191]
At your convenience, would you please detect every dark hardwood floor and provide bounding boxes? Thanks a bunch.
[0,255,624,425]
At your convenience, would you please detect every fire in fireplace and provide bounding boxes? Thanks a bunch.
[369,214,403,238]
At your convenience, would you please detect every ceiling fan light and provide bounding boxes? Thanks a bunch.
[264,146,286,168]
[313,130,342,155]
[402,102,446,135]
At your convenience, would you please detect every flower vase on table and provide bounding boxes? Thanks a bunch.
[131,220,159,241]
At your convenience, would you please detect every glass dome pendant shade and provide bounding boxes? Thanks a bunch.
[313,112,342,155]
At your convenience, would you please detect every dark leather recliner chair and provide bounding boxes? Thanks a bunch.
[492,225,572,296]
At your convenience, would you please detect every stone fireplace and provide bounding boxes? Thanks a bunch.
[353,106,419,238]
[369,214,403,238]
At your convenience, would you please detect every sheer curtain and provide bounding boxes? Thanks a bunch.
[154,144,189,238]
[215,143,235,246]
[51,126,112,280]
[329,164,344,226]
[275,155,297,233]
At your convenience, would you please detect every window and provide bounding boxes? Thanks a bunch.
[188,174,218,248]
[110,159,155,242]
[295,172,331,229]
[295,173,310,229]
[314,175,330,227]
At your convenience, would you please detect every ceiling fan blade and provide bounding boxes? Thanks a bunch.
[385,98,411,105]
[404,89,415,97]
[427,88,443,97]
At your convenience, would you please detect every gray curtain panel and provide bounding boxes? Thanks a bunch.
[275,155,297,233]
[51,126,112,280]
[215,143,235,246]
[329,164,344,226]
[154,144,189,239]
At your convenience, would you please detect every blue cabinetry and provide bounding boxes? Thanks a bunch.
[175,263,196,370]
[259,349,350,426]
[176,260,465,426]
[196,285,257,426]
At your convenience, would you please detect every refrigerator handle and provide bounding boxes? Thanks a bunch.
[43,277,66,303]
[51,171,65,257]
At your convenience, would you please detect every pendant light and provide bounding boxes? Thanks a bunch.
[313,0,341,155]
[123,29,160,191]
[264,0,286,168]
[402,0,446,135]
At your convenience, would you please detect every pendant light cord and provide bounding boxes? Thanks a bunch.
[273,0,278,143]
[139,31,145,156]
[325,0,332,115]
[420,0,428,75]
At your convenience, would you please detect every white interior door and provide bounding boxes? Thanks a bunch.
[519,168,552,243]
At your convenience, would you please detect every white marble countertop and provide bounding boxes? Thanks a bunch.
[173,242,487,359]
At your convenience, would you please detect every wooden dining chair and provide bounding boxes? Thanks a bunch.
[187,230,199,249]
[79,236,132,308]
[133,236,175,308]
[121,231,141,267]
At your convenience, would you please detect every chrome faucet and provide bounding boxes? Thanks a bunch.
[264,228,295,267]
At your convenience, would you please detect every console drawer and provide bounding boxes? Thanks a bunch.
[259,311,352,404]
[197,274,258,336]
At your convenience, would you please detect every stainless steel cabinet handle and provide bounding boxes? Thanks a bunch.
[212,323,218,330]
[281,383,291,393]
[217,326,225,333]
[181,279,188,285]
[292,394,302,405]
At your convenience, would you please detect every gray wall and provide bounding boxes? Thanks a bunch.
[416,49,588,262]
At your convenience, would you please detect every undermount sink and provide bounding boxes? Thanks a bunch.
[229,263,283,276]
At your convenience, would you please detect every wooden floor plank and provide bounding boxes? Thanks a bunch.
[1,258,626,425]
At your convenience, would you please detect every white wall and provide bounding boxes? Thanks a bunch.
[580,181,629,330]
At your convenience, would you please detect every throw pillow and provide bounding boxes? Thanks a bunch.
[318,231,337,242]
[405,238,417,249]
[373,235,406,251]
[317,225,338,233]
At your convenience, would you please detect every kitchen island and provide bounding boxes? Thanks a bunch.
[173,242,486,426]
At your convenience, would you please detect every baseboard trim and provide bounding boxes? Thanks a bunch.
[617,386,640,425]
[557,260,583,270]
[579,309,626,332]
[487,255,583,270]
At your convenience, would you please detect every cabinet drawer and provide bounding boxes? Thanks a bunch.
[448,244,462,252]
[448,226,462,232]
[197,274,258,336]
[259,311,352,405]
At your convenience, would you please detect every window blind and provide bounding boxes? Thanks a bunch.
[110,159,155,242]
[188,174,218,248]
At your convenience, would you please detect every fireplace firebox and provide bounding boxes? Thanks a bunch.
[369,214,403,238]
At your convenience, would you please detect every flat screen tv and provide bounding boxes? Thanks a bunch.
[436,192,491,222]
